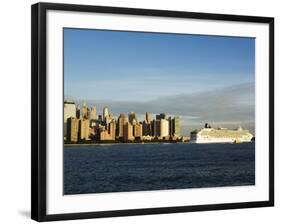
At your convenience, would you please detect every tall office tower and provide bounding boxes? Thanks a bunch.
[66,117,79,143]
[168,116,173,136]
[145,112,150,123]
[134,123,143,138]
[172,116,180,137]
[156,113,166,120]
[103,106,109,121]
[108,119,116,140]
[123,122,135,141]
[76,106,81,119]
[128,112,137,124]
[90,106,97,120]
[78,119,90,141]
[152,119,161,137]
[64,101,76,122]
[82,101,88,119]
[100,119,116,141]
[117,113,127,138]
[64,101,76,137]
[87,108,90,119]
[142,122,151,136]
[160,119,169,138]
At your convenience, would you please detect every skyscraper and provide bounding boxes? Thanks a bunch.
[128,112,137,124]
[145,112,150,123]
[123,122,134,141]
[169,116,180,137]
[134,122,143,138]
[173,116,180,137]
[156,113,166,120]
[76,106,81,119]
[64,101,76,123]
[64,101,76,137]
[100,119,116,141]
[66,117,79,143]
[152,119,161,137]
[90,106,97,120]
[78,119,90,141]
[142,121,152,136]
[160,119,169,138]
[108,119,116,140]
[82,102,86,117]
[117,113,127,138]
[103,106,109,121]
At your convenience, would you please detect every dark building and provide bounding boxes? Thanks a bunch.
[156,113,166,120]
[66,117,79,143]
[151,119,161,137]
[170,116,180,137]
[117,113,127,138]
[142,121,152,136]
[128,112,137,124]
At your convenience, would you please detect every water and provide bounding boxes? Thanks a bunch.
[64,142,255,195]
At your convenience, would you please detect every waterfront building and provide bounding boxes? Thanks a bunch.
[66,117,79,143]
[172,116,180,137]
[100,129,111,141]
[76,106,81,119]
[100,119,116,141]
[79,119,90,141]
[105,116,111,127]
[123,122,135,141]
[64,101,76,137]
[134,122,143,138]
[103,106,109,121]
[152,119,161,137]
[90,106,97,120]
[168,116,180,137]
[82,102,89,119]
[117,113,127,138]
[160,119,169,138]
[168,117,172,136]
[141,135,152,141]
[108,119,116,140]
[142,121,152,136]
[64,101,76,122]
[145,112,151,123]
[128,112,137,124]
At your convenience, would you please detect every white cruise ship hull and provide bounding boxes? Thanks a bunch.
[190,138,252,144]
[190,127,253,144]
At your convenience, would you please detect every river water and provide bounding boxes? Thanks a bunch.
[64,142,255,195]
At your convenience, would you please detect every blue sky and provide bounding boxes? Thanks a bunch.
[64,28,255,134]
[64,28,255,101]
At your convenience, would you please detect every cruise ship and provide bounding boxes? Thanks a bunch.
[190,123,253,144]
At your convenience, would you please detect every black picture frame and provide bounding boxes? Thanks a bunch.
[31,2,274,222]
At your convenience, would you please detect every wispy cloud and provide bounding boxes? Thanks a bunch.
[66,82,255,135]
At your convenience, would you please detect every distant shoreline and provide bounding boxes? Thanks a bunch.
[64,142,254,147]
[64,142,186,147]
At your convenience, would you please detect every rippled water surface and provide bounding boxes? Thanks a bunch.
[64,142,255,195]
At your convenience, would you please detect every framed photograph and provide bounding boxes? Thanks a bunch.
[31,2,274,222]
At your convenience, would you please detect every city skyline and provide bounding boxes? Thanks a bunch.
[64,28,255,134]
[64,101,181,143]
